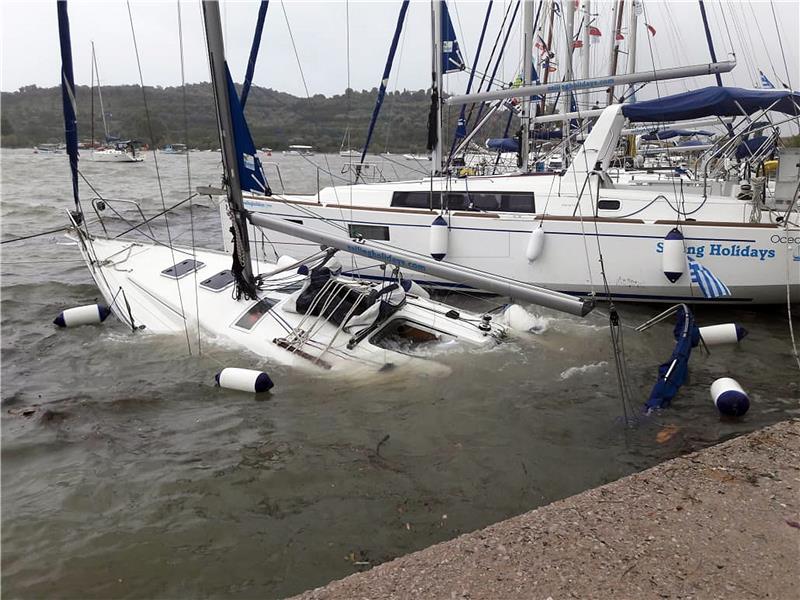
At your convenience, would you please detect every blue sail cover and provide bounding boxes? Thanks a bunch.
[735,136,773,159]
[622,87,800,122]
[487,137,518,152]
[225,66,269,194]
[641,129,714,141]
[240,0,269,108]
[441,1,465,73]
[644,306,700,412]
[57,1,80,209]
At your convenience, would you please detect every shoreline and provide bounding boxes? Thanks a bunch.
[292,419,799,599]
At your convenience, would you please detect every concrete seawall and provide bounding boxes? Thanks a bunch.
[293,420,799,599]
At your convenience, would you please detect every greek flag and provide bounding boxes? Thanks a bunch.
[759,70,775,89]
[687,257,730,298]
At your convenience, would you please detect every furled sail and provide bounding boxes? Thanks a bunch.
[240,0,269,108]
[225,65,270,195]
[57,0,80,210]
[440,1,465,73]
[360,0,410,164]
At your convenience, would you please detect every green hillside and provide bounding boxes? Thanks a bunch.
[1,83,517,153]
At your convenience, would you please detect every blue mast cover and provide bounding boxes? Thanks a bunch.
[241,0,269,108]
[225,65,269,194]
[622,87,800,122]
[441,1,465,73]
[57,0,80,209]
[360,0,410,163]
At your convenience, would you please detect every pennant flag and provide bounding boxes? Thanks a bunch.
[589,26,602,36]
[573,40,584,49]
[645,23,656,36]
[759,70,775,89]
[616,32,624,41]
[687,257,731,298]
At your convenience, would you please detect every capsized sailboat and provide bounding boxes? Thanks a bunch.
[55,0,591,377]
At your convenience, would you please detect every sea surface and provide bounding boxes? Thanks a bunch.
[1,147,798,599]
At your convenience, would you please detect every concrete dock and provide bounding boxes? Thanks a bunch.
[293,420,799,599]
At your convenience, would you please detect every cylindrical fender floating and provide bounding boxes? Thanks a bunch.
[429,215,449,261]
[662,227,685,283]
[503,304,547,333]
[215,368,274,393]
[400,279,430,299]
[710,377,750,417]
[53,304,111,328]
[525,226,545,262]
[699,323,748,346]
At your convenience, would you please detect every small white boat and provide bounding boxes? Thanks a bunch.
[403,153,431,161]
[283,144,314,156]
[161,143,188,155]
[34,143,64,154]
[93,141,145,163]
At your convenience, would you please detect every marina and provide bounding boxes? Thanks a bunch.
[1,0,799,597]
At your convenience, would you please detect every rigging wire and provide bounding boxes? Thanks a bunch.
[126,0,193,355]
[769,0,794,90]
[177,0,201,355]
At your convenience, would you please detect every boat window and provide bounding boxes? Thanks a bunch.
[391,191,534,213]
[391,191,441,209]
[348,224,390,241]
[597,199,621,211]
[233,297,278,331]
[161,258,205,279]
[199,269,235,291]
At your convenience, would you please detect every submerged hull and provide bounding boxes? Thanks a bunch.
[69,233,505,375]
[239,196,800,305]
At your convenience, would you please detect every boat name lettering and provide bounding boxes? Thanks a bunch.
[770,234,800,244]
[656,241,775,261]
[344,244,427,272]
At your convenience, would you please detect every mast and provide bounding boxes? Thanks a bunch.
[606,0,625,104]
[561,0,575,119]
[626,0,638,101]
[92,42,109,141]
[240,0,269,109]
[579,0,591,110]
[698,0,723,87]
[201,0,258,299]
[57,0,80,212]
[520,0,535,171]
[538,1,555,113]
[429,0,444,174]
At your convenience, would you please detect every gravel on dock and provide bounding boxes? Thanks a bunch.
[292,420,799,599]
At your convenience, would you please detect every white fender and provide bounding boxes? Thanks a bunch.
[710,377,749,417]
[699,323,748,346]
[525,226,545,262]
[662,227,685,283]
[215,367,274,393]
[53,304,111,328]
[429,215,448,261]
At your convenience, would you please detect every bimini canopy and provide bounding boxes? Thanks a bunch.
[641,128,714,141]
[622,87,800,122]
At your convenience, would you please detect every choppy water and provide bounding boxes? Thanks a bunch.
[2,147,798,599]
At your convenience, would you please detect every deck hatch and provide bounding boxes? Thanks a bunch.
[200,269,235,291]
[161,258,205,279]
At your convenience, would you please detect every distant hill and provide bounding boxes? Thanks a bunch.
[1,83,517,153]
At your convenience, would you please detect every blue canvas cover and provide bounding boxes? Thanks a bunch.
[486,137,519,152]
[622,87,800,122]
[644,306,700,412]
[641,129,714,141]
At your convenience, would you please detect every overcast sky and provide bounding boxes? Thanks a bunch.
[1,0,798,103]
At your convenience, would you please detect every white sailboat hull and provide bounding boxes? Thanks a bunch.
[92,149,145,163]
[239,194,800,304]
